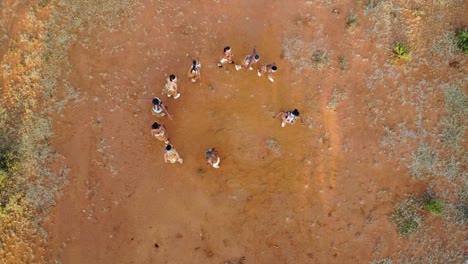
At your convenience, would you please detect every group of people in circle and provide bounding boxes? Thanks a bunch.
[150,46,304,169]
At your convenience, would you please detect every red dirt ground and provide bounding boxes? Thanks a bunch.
[40,0,465,263]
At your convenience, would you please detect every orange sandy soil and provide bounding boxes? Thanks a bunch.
[33,0,465,263]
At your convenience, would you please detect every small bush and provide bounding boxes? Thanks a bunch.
[346,14,358,30]
[390,197,422,236]
[339,57,347,70]
[424,199,443,215]
[0,151,17,173]
[421,191,444,216]
[391,43,411,61]
[311,49,330,66]
[456,28,468,53]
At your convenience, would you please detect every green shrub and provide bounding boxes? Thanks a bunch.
[456,28,468,53]
[0,151,17,173]
[423,198,444,215]
[391,43,411,61]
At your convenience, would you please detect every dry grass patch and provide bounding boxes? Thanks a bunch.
[281,35,330,73]
[390,197,422,236]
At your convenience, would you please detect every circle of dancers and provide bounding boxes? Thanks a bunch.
[150,46,304,169]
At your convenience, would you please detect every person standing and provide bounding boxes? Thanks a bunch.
[151,121,168,143]
[273,109,304,127]
[164,144,183,164]
[217,46,235,68]
[162,74,180,99]
[257,63,277,82]
[187,59,202,82]
[205,148,221,169]
[235,47,260,71]
[151,97,172,119]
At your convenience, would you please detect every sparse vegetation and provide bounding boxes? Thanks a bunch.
[440,116,464,151]
[409,143,440,179]
[327,87,348,111]
[370,259,392,264]
[359,0,465,261]
[363,0,385,16]
[265,138,281,155]
[281,36,330,72]
[391,43,411,61]
[456,28,468,53]
[390,197,422,236]
[431,31,458,57]
[454,187,468,225]
[442,84,467,116]
[439,84,466,152]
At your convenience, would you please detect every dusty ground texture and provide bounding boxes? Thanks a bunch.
[1,0,467,263]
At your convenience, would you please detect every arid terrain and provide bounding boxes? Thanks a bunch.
[0,0,467,263]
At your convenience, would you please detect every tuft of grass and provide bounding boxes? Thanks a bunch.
[421,191,444,216]
[196,168,205,177]
[311,49,330,68]
[37,0,49,8]
[339,57,347,70]
[456,28,468,53]
[410,8,425,19]
[265,138,281,155]
[224,256,246,264]
[391,43,411,61]
[346,14,359,30]
[363,0,386,16]
[390,197,422,236]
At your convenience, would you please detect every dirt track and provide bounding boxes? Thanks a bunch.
[41,0,467,263]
